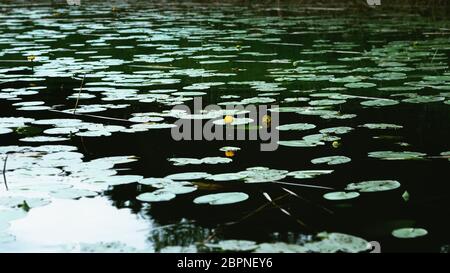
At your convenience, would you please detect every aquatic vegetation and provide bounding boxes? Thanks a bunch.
[323,191,360,201]
[0,1,448,253]
[392,228,428,239]
[346,180,401,192]
[311,156,351,165]
[193,192,249,205]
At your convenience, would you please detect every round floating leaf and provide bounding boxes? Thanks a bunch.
[276,123,316,131]
[368,151,426,160]
[323,191,360,201]
[162,184,197,195]
[287,170,334,179]
[238,167,288,183]
[165,172,211,180]
[360,123,403,130]
[20,136,69,142]
[319,127,353,135]
[308,99,346,106]
[103,175,143,186]
[277,140,324,147]
[193,192,249,205]
[361,99,399,107]
[346,180,401,192]
[303,134,340,142]
[206,240,257,252]
[344,82,376,88]
[440,151,450,161]
[0,128,13,135]
[311,156,351,165]
[392,228,428,239]
[207,173,247,181]
[304,232,371,253]
[254,242,307,253]
[219,146,241,152]
[138,178,175,188]
[137,191,176,202]
[402,96,445,104]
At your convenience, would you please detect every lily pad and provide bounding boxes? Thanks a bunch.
[311,156,351,165]
[361,99,399,107]
[346,180,401,192]
[360,123,403,130]
[287,170,334,179]
[368,151,426,160]
[319,127,353,135]
[137,191,176,202]
[207,173,247,181]
[254,242,307,253]
[165,172,211,180]
[206,240,257,252]
[323,191,360,201]
[276,123,316,131]
[392,228,428,239]
[344,82,376,88]
[238,167,288,183]
[193,192,249,205]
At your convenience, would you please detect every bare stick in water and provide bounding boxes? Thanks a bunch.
[3,155,9,191]
[73,74,86,115]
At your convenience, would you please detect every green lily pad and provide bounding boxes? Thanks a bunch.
[360,123,403,130]
[277,140,324,147]
[361,99,399,107]
[165,172,211,180]
[368,151,426,160]
[344,82,376,88]
[346,180,401,192]
[207,173,247,181]
[402,96,445,104]
[137,191,176,202]
[206,240,257,252]
[323,191,360,201]
[238,167,288,183]
[392,228,428,239]
[304,232,371,253]
[287,170,334,179]
[311,156,351,165]
[219,146,241,152]
[276,123,316,131]
[319,127,353,135]
[0,128,13,135]
[168,157,232,166]
[193,192,249,205]
[254,242,307,253]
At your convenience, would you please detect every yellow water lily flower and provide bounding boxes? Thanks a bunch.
[224,115,234,124]
[262,115,271,127]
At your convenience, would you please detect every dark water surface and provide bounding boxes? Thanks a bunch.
[0,1,449,252]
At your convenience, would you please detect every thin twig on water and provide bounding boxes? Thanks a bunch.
[73,74,86,115]
[3,155,9,191]
[49,109,136,124]
[262,192,309,229]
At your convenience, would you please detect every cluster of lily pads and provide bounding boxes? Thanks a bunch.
[0,2,448,252]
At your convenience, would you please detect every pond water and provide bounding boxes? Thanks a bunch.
[0,1,450,253]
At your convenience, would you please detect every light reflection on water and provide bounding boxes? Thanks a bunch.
[6,197,152,252]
